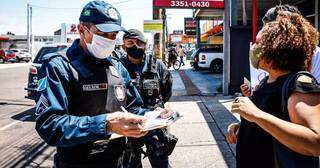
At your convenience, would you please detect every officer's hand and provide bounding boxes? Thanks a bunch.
[153,107,174,119]
[106,112,148,138]
[226,123,240,144]
[240,84,251,97]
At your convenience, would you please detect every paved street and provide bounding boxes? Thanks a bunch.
[0,62,240,168]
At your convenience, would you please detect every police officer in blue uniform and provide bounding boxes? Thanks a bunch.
[120,29,177,168]
[35,1,158,167]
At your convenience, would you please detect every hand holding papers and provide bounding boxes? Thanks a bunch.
[99,107,182,143]
[142,108,182,131]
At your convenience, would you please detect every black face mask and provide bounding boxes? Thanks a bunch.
[127,45,145,59]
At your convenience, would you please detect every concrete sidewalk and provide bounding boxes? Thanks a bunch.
[142,65,239,167]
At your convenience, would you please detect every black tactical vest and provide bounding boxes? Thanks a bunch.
[133,55,163,109]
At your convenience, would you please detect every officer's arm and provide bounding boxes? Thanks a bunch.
[35,59,111,147]
[158,60,173,103]
[116,61,149,115]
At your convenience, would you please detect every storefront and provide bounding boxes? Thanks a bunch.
[195,0,319,95]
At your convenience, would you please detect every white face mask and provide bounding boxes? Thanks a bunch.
[86,33,116,59]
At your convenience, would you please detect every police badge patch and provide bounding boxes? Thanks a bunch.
[35,94,49,115]
[114,85,125,101]
[107,8,118,20]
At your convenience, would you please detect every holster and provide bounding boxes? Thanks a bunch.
[145,129,178,157]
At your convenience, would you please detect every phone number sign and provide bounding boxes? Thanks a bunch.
[153,0,224,9]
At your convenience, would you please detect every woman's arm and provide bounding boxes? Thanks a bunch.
[231,94,320,156]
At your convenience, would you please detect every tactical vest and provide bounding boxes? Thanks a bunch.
[53,50,127,115]
[47,50,127,166]
[133,55,163,109]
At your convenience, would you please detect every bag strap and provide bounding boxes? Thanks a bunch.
[280,71,317,120]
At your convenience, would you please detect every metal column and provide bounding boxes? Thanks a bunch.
[230,0,238,26]
[242,0,247,26]
[196,17,201,49]
[316,0,319,31]
[27,3,30,54]
[223,0,230,95]
[30,6,33,56]
[252,0,258,43]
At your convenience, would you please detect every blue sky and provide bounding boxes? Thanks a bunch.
[0,0,192,36]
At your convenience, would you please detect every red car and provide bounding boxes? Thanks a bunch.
[0,49,4,62]
[0,50,17,63]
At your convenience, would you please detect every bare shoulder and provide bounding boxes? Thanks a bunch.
[288,92,320,124]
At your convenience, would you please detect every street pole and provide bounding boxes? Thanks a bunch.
[196,17,201,49]
[223,0,230,95]
[316,0,319,31]
[252,0,258,42]
[230,0,238,26]
[27,3,30,53]
[242,0,247,26]
[30,5,33,56]
[161,8,166,62]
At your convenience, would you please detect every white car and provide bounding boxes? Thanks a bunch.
[11,49,32,62]
[198,48,224,73]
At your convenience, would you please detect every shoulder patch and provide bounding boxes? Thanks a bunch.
[297,75,313,84]
[37,77,48,91]
[35,94,49,115]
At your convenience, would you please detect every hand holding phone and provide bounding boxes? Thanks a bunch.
[241,77,252,97]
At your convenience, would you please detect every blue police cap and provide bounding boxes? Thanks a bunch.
[79,1,126,33]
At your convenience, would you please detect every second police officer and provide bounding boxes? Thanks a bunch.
[120,29,177,168]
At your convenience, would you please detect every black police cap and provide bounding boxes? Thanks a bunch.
[123,29,147,43]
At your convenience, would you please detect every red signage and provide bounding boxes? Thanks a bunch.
[184,18,196,35]
[153,0,224,9]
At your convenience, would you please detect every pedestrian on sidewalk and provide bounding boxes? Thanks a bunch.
[228,11,320,168]
[120,29,177,168]
[34,1,172,167]
[178,45,186,66]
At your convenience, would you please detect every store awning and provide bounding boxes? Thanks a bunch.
[194,9,223,19]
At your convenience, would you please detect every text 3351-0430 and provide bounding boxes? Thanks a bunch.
[170,1,210,8]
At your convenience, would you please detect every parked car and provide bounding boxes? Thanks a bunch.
[25,43,70,99]
[11,49,32,62]
[198,49,223,73]
[190,47,223,73]
[0,50,17,63]
[0,49,5,63]
[191,48,217,69]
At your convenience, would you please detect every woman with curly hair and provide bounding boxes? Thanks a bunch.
[229,11,320,168]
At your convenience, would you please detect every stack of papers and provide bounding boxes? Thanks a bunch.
[97,110,182,142]
[142,110,182,131]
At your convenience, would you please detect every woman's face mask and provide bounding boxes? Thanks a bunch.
[249,43,263,69]
[85,29,116,59]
